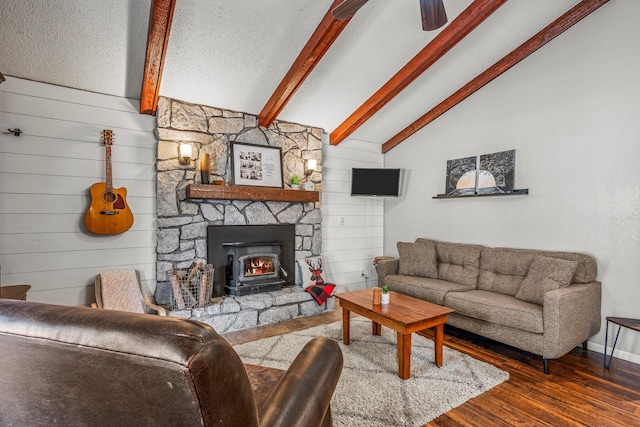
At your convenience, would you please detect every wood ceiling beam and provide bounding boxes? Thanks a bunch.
[258,0,351,128]
[140,0,176,115]
[382,0,609,153]
[330,0,508,146]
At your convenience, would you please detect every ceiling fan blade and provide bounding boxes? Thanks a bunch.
[420,0,448,31]
[331,0,369,20]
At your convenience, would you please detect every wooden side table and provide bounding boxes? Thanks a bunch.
[603,317,640,368]
[373,256,395,265]
[0,285,31,300]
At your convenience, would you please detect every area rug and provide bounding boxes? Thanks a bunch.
[233,317,509,426]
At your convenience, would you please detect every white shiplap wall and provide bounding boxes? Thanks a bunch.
[0,77,157,305]
[321,135,384,292]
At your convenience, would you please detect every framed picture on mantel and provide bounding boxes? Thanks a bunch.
[231,142,284,188]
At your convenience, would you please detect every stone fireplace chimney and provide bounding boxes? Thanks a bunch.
[154,97,323,305]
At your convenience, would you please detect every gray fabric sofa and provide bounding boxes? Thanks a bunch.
[375,238,601,374]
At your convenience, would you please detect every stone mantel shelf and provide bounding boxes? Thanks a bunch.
[186,184,320,203]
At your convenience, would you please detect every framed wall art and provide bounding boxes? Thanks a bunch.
[231,142,283,188]
[477,149,515,194]
[445,155,477,196]
[437,149,525,199]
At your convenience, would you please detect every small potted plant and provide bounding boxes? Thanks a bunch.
[381,284,390,304]
[290,175,300,190]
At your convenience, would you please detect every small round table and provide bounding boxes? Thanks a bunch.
[603,316,640,368]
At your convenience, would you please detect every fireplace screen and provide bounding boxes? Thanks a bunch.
[243,255,276,278]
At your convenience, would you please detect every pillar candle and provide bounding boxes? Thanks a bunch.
[373,287,382,305]
[200,153,210,184]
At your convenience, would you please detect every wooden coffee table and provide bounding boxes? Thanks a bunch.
[336,288,454,380]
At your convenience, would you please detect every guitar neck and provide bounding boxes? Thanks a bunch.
[105,145,113,193]
[103,129,114,192]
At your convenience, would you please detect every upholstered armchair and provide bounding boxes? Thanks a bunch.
[0,300,343,426]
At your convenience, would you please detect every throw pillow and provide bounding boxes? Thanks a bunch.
[397,240,438,278]
[297,256,335,305]
[515,256,578,305]
[297,256,327,287]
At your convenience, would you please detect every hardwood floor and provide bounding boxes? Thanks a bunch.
[222,305,640,426]
[425,328,640,426]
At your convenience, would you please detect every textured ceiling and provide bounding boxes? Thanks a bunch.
[0,0,589,144]
[0,0,152,99]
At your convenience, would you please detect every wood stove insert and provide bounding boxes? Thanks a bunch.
[223,241,286,296]
[208,224,295,297]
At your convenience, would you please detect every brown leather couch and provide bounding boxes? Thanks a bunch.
[0,299,343,426]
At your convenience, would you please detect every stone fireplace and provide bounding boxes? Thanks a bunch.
[154,97,332,332]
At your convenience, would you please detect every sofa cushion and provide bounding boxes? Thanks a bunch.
[515,256,578,305]
[477,248,534,296]
[444,290,544,334]
[427,240,483,287]
[397,241,437,278]
[385,275,472,305]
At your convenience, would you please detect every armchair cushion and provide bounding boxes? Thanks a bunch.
[98,270,145,313]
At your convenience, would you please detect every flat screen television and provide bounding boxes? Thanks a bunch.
[351,168,401,197]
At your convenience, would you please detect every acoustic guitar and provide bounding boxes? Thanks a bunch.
[84,130,134,235]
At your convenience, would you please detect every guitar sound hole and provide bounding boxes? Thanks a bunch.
[102,192,117,203]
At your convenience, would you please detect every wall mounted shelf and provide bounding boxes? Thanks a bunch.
[186,184,319,203]
[433,189,529,199]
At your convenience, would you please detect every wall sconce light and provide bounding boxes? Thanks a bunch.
[305,158,317,176]
[179,143,192,165]
[302,159,317,191]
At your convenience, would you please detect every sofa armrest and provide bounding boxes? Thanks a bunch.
[259,337,343,427]
[543,281,601,359]
[375,258,399,287]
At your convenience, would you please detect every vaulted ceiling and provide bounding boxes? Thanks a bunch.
[0,0,610,151]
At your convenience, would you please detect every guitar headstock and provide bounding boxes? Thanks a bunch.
[103,129,114,146]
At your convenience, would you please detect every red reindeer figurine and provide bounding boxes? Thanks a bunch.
[305,258,324,286]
